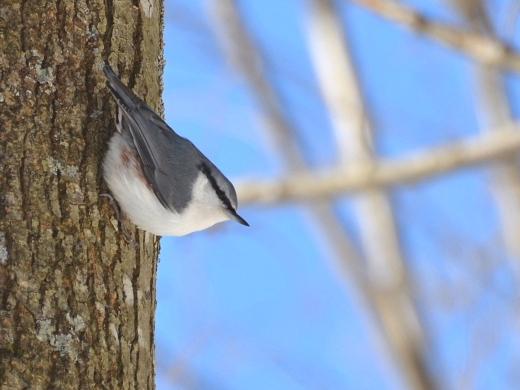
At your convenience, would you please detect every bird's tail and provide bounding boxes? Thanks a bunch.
[103,62,143,112]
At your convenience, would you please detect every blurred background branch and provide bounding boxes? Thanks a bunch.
[212,0,368,290]
[451,0,520,274]
[307,1,432,388]
[350,0,520,71]
[238,127,520,204]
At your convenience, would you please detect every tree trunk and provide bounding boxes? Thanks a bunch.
[0,1,164,388]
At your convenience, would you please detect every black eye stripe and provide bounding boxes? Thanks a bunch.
[198,163,234,212]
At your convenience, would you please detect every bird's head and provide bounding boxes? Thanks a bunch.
[193,161,249,228]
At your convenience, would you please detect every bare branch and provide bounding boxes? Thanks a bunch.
[308,2,433,388]
[237,127,520,204]
[211,0,364,273]
[350,0,520,72]
[452,0,520,279]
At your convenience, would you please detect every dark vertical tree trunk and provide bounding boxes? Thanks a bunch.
[0,1,164,388]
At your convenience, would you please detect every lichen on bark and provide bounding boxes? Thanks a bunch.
[0,1,164,388]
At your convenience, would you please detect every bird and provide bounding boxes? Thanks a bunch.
[102,62,249,236]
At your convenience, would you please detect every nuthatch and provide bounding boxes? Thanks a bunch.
[103,63,248,236]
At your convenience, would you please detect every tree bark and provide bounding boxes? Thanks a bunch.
[0,1,163,388]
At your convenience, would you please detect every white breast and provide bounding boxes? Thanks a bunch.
[103,133,229,236]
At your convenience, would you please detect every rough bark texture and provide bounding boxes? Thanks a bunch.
[0,0,164,388]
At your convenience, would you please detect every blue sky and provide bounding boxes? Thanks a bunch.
[155,1,520,389]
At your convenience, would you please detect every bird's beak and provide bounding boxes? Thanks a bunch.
[228,209,249,227]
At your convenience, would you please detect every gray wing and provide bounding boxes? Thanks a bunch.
[104,63,200,212]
